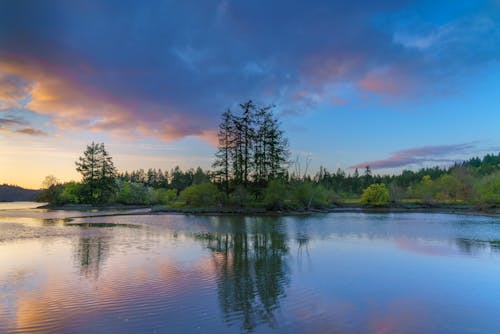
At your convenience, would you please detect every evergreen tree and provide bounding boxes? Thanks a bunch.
[75,142,117,203]
[212,100,290,194]
[213,110,234,197]
[239,100,256,186]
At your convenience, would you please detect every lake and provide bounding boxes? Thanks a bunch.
[1,202,500,333]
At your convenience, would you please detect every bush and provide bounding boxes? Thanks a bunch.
[228,185,251,207]
[151,188,177,204]
[179,182,222,207]
[361,183,390,206]
[476,172,500,205]
[263,180,288,210]
[116,181,150,204]
[412,175,436,203]
[59,182,83,204]
[291,181,330,209]
[36,184,64,204]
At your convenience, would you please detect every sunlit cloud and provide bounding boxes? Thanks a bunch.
[1,1,499,142]
[0,115,46,136]
[0,56,216,143]
[0,0,499,187]
[350,143,477,169]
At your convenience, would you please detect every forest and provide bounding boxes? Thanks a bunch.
[37,101,500,210]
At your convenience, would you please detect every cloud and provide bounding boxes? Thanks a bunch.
[350,143,476,169]
[357,66,415,97]
[0,116,26,126]
[0,114,47,136]
[0,126,47,136]
[0,73,32,108]
[0,0,499,142]
[15,127,47,136]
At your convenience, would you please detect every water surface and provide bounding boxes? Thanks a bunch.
[1,202,500,333]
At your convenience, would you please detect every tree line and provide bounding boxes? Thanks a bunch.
[37,100,500,209]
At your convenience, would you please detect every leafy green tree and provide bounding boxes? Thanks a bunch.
[37,175,64,204]
[180,182,223,207]
[413,175,436,203]
[59,182,83,204]
[75,142,117,203]
[360,183,390,206]
[291,181,330,209]
[115,181,150,204]
[153,188,177,204]
[476,172,500,205]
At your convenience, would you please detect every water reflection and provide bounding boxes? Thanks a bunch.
[74,236,111,279]
[195,219,290,332]
[2,212,500,333]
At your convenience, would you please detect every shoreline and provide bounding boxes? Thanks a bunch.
[36,203,500,218]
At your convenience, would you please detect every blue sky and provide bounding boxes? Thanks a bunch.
[0,0,499,188]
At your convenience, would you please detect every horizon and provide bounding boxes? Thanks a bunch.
[1,1,500,188]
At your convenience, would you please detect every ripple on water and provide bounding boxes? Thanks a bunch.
[2,212,500,333]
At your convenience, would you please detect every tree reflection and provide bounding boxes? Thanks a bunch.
[195,218,290,332]
[74,236,110,279]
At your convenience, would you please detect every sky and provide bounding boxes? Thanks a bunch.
[1,0,500,189]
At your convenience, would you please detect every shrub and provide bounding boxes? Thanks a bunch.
[412,175,436,203]
[59,182,83,204]
[228,185,251,207]
[149,188,177,205]
[361,183,390,206]
[476,172,500,205]
[116,181,150,204]
[291,181,330,209]
[36,184,64,205]
[179,182,222,206]
[263,180,288,210]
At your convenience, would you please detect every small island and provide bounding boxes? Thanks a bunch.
[35,100,500,216]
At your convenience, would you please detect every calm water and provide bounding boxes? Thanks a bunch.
[1,203,500,333]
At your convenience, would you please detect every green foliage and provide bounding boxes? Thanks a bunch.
[388,182,407,203]
[413,175,436,203]
[150,188,177,204]
[75,142,117,204]
[37,185,64,205]
[116,181,150,205]
[263,180,288,210]
[476,172,500,205]
[229,185,251,207]
[170,166,194,194]
[290,181,330,209]
[213,101,290,191]
[360,183,390,206]
[58,182,83,204]
[36,175,63,204]
[179,182,223,207]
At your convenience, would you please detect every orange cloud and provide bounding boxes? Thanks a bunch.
[0,53,216,144]
[196,129,219,147]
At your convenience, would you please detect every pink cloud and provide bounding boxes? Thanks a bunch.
[350,143,475,169]
[358,67,414,96]
[0,53,216,144]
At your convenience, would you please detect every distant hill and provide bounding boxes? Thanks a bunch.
[0,184,40,202]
